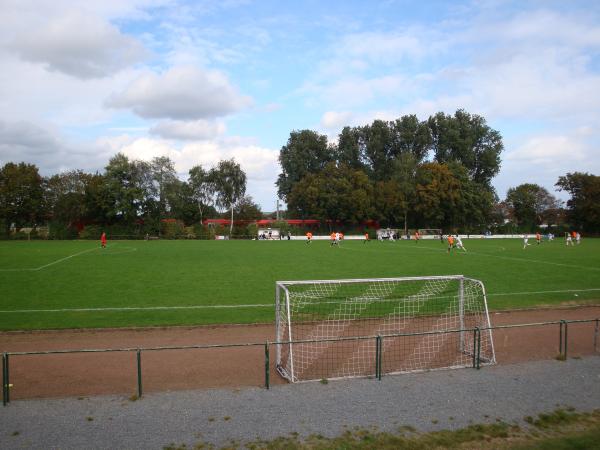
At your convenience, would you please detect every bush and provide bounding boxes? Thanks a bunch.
[48,222,79,240]
[161,220,185,239]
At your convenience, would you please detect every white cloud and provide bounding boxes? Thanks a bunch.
[149,119,226,140]
[8,11,147,79]
[106,66,252,120]
[320,111,353,130]
[0,120,113,174]
[506,135,586,165]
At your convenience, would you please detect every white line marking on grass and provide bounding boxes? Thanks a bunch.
[0,245,106,272]
[3,289,600,314]
[0,304,274,313]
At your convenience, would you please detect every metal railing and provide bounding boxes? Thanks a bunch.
[3,318,599,406]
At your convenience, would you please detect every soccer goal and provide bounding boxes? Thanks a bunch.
[418,228,442,237]
[275,276,495,383]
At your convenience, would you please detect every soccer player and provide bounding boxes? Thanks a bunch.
[536,232,541,245]
[455,235,467,252]
[447,235,454,253]
[305,231,312,244]
[566,233,573,246]
[364,231,370,243]
[101,231,107,248]
[523,234,530,249]
[576,232,581,245]
[414,230,420,243]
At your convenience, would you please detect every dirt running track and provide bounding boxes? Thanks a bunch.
[1,306,599,400]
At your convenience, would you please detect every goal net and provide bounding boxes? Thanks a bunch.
[418,229,442,236]
[275,276,495,383]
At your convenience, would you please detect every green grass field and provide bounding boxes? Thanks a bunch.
[0,238,599,331]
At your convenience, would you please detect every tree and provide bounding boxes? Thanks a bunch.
[188,165,216,225]
[505,184,561,231]
[211,159,247,235]
[45,170,90,229]
[556,172,600,232]
[276,130,332,201]
[287,163,373,224]
[413,163,462,229]
[390,114,431,163]
[103,153,145,224]
[0,162,45,234]
[234,195,263,221]
[150,156,178,221]
[428,110,503,187]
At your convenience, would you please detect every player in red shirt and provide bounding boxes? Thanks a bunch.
[306,232,313,244]
[101,232,107,248]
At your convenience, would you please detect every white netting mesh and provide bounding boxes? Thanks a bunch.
[276,276,495,382]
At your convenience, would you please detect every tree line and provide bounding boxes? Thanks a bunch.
[1,108,599,238]
[277,109,599,233]
[0,154,254,238]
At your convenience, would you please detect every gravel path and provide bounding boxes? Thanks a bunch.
[1,357,599,449]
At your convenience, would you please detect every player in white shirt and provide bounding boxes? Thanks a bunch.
[523,235,530,249]
[566,233,573,246]
[576,232,581,245]
[455,235,467,252]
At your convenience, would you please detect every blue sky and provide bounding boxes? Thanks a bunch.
[1,0,599,211]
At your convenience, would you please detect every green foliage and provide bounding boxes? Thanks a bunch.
[506,184,561,232]
[48,222,79,240]
[79,225,104,240]
[277,130,332,201]
[0,162,45,233]
[556,172,600,233]
[161,220,185,239]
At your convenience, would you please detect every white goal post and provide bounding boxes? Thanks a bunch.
[418,229,442,237]
[275,275,495,383]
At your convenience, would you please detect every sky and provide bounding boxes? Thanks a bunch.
[1,0,599,211]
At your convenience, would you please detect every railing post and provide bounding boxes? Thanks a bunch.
[595,319,599,353]
[5,353,9,404]
[378,336,383,381]
[264,341,270,390]
[472,328,477,368]
[476,327,481,370]
[564,321,568,359]
[2,353,6,406]
[136,349,142,399]
[375,335,383,381]
[559,320,564,356]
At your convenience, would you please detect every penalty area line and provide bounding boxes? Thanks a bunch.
[0,304,275,314]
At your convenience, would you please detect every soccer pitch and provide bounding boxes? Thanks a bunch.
[0,238,598,331]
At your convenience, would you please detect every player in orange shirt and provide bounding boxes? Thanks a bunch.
[536,232,541,245]
[100,231,107,248]
[305,231,312,244]
[364,231,370,243]
[414,230,420,243]
[447,235,454,253]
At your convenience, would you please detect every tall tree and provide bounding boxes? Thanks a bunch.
[505,183,561,231]
[428,110,503,187]
[188,165,216,225]
[0,162,45,234]
[287,162,373,224]
[390,114,431,163]
[103,153,145,223]
[45,170,90,228]
[150,156,178,221]
[276,130,332,201]
[211,159,247,235]
[556,172,600,232]
[413,162,461,229]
